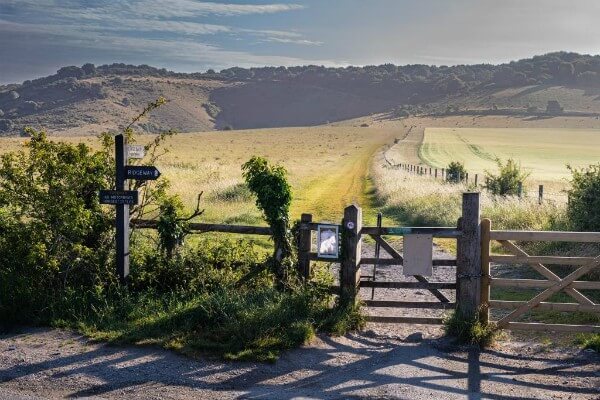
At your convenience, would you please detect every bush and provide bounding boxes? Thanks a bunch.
[242,156,294,286]
[577,334,600,352]
[0,129,114,323]
[446,161,467,183]
[566,163,600,231]
[444,310,497,347]
[484,158,530,196]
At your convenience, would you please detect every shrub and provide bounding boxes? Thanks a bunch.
[446,161,467,183]
[444,310,497,347]
[484,158,530,196]
[566,163,600,231]
[0,129,114,323]
[242,156,294,286]
[577,334,600,352]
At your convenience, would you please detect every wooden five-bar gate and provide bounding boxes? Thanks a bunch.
[481,220,600,333]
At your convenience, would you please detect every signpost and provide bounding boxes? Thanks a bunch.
[99,134,161,283]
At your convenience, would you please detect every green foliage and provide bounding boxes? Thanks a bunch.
[484,158,530,196]
[0,129,115,322]
[444,310,498,348]
[446,161,467,183]
[72,283,334,363]
[157,195,187,258]
[0,100,360,361]
[242,156,294,285]
[566,163,600,231]
[577,334,600,352]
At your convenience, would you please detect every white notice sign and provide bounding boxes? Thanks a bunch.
[403,234,433,277]
[317,225,339,259]
[127,145,146,159]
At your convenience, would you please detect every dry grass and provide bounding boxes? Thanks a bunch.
[0,125,396,224]
[372,161,564,231]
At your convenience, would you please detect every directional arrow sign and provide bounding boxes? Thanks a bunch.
[125,165,161,180]
[99,190,139,205]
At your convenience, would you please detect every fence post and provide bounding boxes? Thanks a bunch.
[465,172,469,183]
[474,174,478,186]
[480,218,491,323]
[538,185,544,204]
[518,181,523,198]
[435,168,438,179]
[341,205,362,302]
[456,192,481,320]
[298,213,313,280]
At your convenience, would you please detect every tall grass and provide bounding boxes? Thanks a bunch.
[372,162,565,230]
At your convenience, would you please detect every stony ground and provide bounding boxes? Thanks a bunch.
[1,242,599,399]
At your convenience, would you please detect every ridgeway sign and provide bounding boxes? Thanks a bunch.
[125,165,161,180]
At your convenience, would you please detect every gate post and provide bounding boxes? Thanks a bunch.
[456,192,481,320]
[297,213,313,280]
[341,205,362,302]
[480,218,491,323]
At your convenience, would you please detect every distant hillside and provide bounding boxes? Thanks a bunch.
[2,52,600,136]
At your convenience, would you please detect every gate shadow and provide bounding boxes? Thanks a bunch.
[1,330,597,399]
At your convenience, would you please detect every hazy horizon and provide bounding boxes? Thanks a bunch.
[2,0,600,84]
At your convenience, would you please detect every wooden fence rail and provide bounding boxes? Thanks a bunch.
[131,219,272,235]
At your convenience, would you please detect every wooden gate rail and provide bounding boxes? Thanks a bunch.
[358,227,459,305]
[481,219,600,333]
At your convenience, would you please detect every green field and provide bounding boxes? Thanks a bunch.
[419,127,600,181]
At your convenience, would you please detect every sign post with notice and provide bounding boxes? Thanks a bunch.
[99,135,162,283]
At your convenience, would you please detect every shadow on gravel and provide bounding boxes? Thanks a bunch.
[0,330,598,399]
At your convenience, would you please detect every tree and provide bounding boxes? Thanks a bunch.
[82,63,96,76]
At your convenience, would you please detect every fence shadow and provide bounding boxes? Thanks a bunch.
[1,329,597,399]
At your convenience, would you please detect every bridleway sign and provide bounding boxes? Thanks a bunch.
[99,190,139,205]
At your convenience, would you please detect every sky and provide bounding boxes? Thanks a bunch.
[1,0,600,84]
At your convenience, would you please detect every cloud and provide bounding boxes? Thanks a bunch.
[0,0,328,82]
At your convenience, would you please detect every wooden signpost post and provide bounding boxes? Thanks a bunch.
[99,134,161,283]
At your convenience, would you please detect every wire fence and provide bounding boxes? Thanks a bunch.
[383,158,569,205]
